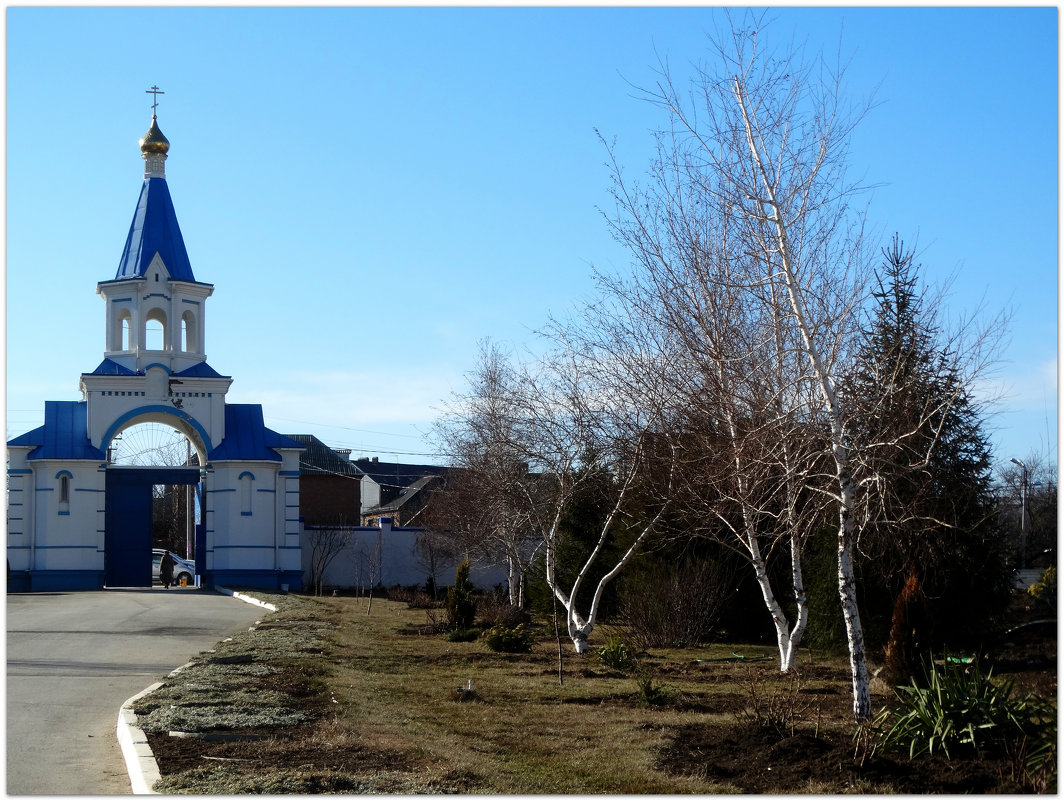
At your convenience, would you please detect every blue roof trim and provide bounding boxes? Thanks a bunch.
[208,405,304,462]
[174,361,227,378]
[84,359,227,379]
[87,358,138,376]
[115,177,196,282]
[7,401,106,460]
[7,427,44,448]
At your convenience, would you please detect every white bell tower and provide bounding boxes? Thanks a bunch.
[94,109,214,376]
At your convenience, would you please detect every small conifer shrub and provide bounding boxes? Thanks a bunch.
[446,560,477,630]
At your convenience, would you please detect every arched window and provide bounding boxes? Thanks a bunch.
[117,309,133,351]
[145,309,167,351]
[180,310,198,352]
[239,471,254,516]
[56,471,72,515]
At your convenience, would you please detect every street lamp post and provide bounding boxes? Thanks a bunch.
[1010,458,1028,570]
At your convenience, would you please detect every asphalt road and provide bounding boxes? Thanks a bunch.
[6,588,268,795]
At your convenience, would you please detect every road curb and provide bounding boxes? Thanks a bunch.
[115,586,278,793]
[116,682,164,794]
[214,585,279,612]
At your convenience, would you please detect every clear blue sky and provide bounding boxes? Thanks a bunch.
[5,6,1058,475]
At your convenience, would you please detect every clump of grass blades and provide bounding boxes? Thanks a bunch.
[594,634,638,673]
[873,655,1057,773]
[632,666,671,707]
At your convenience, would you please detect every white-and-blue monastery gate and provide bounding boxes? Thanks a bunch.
[7,110,304,592]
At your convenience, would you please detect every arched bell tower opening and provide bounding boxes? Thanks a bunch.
[144,309,167,352]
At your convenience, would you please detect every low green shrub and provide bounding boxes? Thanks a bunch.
[445,628,482,643]
[1028,566,1056,610]
[632,666,671,707]
[594,634,638,673]
[481,623,535,653]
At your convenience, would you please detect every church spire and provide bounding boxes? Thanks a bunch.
[114,88,195,283]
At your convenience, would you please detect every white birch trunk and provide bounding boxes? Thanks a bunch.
[545,443,676,654]
[506,552,521,608]
[785,530,809,672]
[724,391,809,673]
[747,534,798,671]
[734,77,872,720]
[739,512,807,672]
[835,465,872,719]
[781,444,809,672]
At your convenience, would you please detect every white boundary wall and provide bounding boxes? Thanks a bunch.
[300,520,507,592]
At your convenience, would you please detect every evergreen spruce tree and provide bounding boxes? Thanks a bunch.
[446,560,477,630]
[846,236,1009,683]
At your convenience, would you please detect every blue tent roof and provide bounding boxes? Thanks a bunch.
[174,361,226,378]
[87,358,139,376]
[7,401,106,461]
[85,359,227,378]
[115,177,196,282]
[208,404,303,462]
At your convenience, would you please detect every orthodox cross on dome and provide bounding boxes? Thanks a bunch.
[146,85,165,115]
[139,87,170,179]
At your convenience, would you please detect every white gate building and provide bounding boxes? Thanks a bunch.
[7,108,304,592]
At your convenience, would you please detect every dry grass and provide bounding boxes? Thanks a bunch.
[142,592,1049,794]
[305,600,677,792]
[144,593,848,793]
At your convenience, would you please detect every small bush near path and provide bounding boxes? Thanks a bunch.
[140,593,1056,794]
[480,622,535,653]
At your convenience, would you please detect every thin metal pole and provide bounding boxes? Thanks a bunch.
[1019,467,1028,571]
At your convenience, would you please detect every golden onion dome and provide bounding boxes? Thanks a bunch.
[139,115,170,155]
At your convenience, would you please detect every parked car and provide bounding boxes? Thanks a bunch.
[152,549,195,587]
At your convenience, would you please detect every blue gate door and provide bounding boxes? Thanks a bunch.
[105,467,200,587]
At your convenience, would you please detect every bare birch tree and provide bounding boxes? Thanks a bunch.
[306,520,350,597]
[537,278,685,653]
[590,258,826,673]
[604,12,876,717]
[431,341,546,610]
[436,303,682,653]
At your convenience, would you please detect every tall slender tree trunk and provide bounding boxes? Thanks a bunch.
[835,464,872,720]
[722,401,810,671]
[506,550,524,608]
[745,527,806,671]
[785,529,809,671]
[734,77,871,720]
